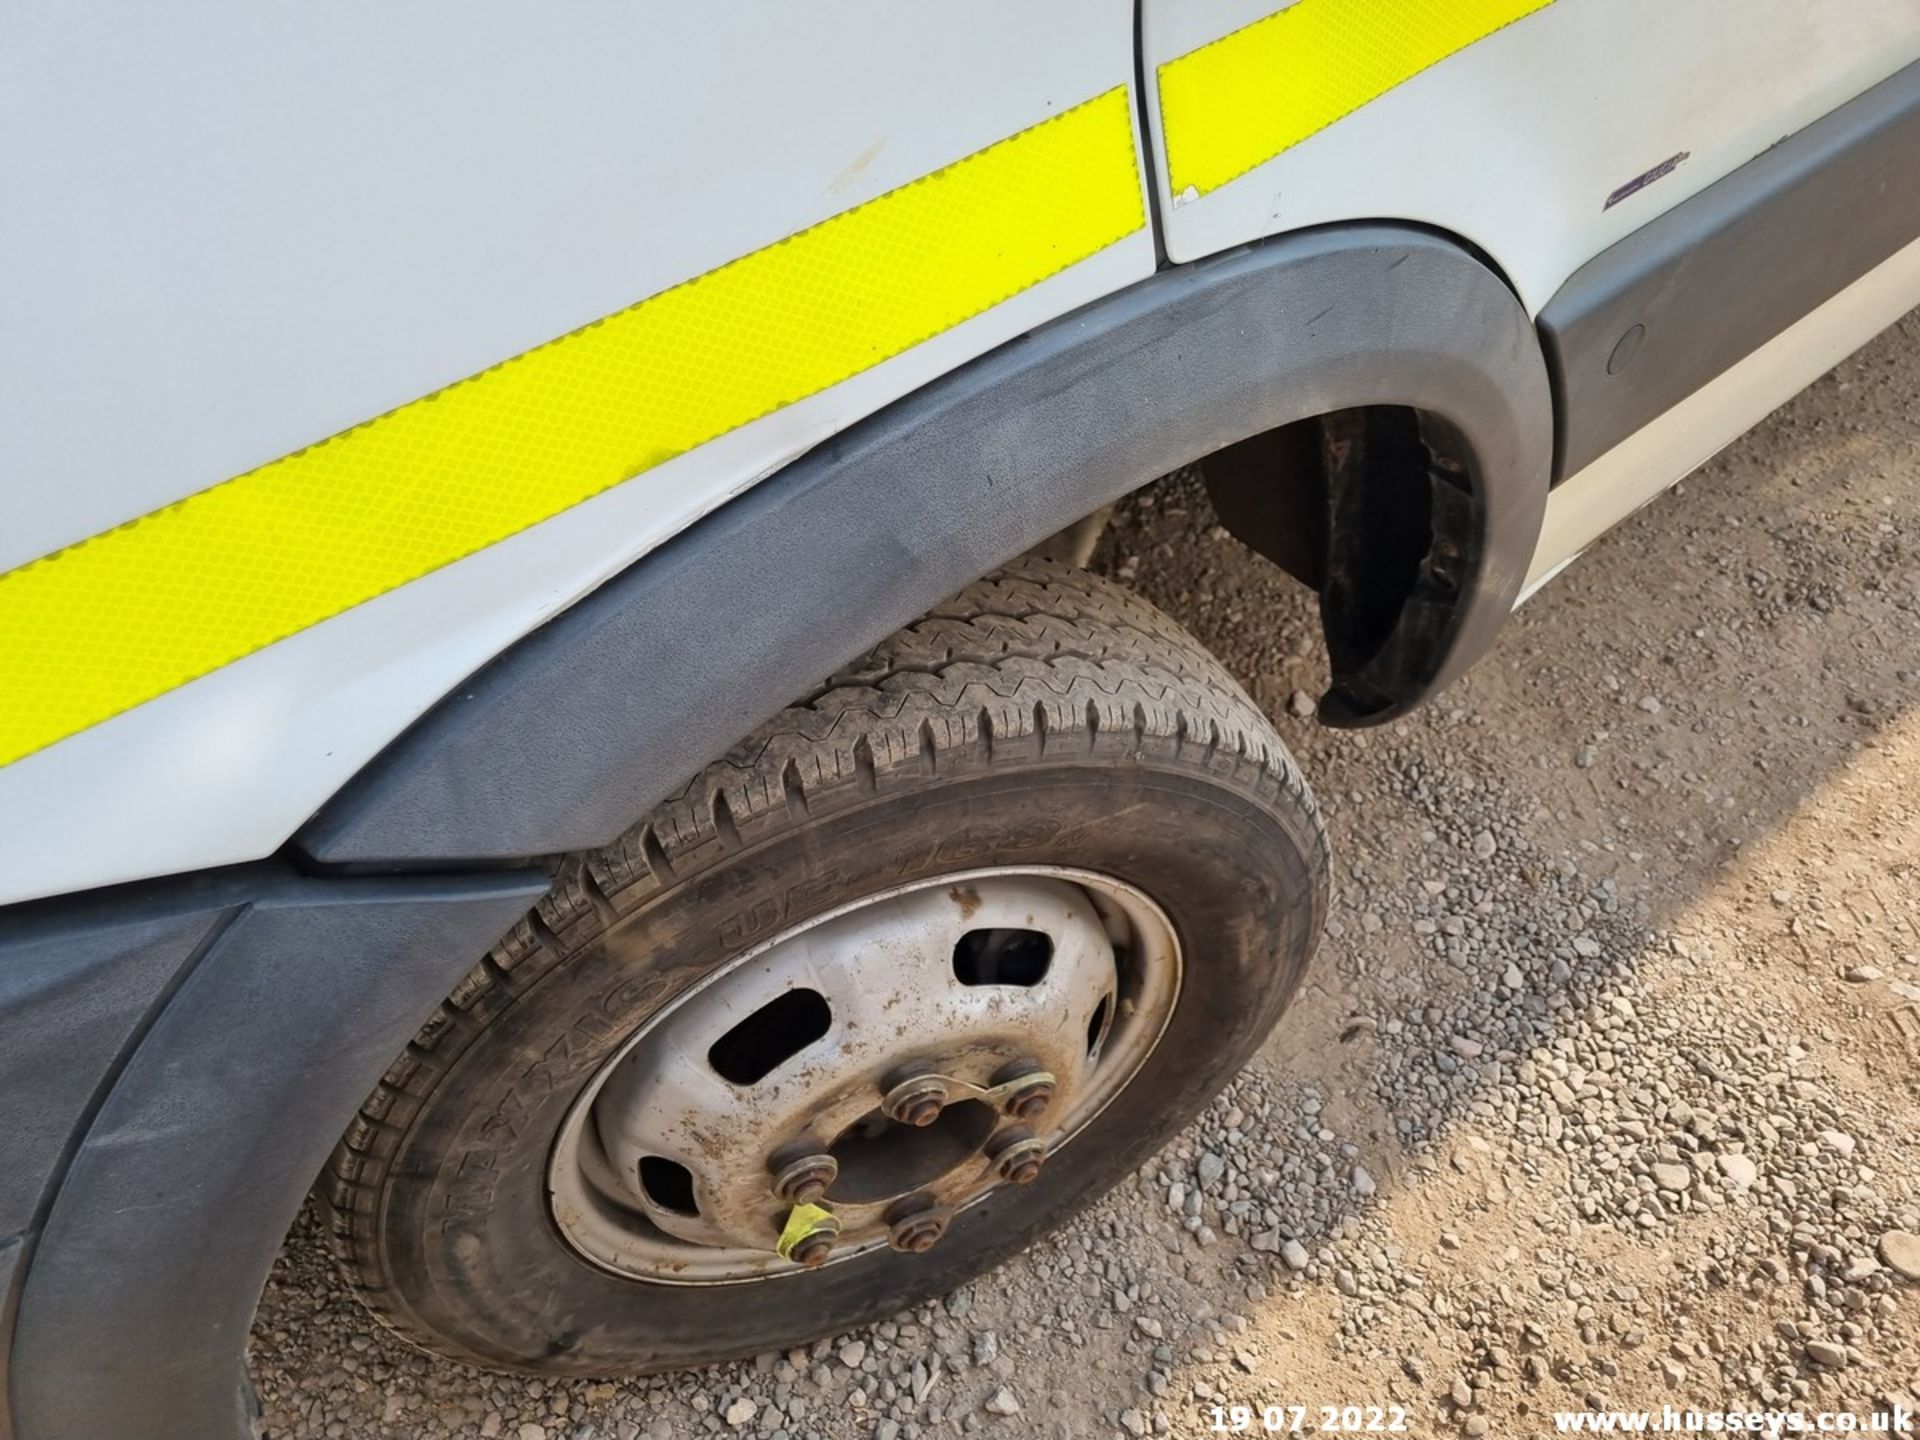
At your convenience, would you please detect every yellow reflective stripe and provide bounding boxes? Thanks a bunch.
[1157,0,1555,198]
[0,88,1144,769]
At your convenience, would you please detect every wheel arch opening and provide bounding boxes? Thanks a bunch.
[1199,403,1488,728]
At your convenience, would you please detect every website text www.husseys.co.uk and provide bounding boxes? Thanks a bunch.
[1553,1405,1912,1435]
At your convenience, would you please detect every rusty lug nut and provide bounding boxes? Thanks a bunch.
[882,1074,949,1128]
[997,1138,1047,1185]
[790,1231,835,1268]
[769,1153,838,1206]
[775,1205,841,1268]
[991,1059,1056,1121]
[987,1127,1048,1185]
[885,1196,951,1254]
[1004,1079,1055,1122]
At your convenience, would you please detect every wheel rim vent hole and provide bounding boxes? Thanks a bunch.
[638,1156,699,1215]
[1086,993,1113,1057]
[707,987,832,1084]
[952,928,1052,987]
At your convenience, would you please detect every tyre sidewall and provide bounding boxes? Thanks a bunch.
[379,762,1321,1372]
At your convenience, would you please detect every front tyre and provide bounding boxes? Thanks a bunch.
[322,558,1329,1374]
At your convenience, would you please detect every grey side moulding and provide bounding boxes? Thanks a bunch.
[6,868,547,1440]
[0,873,264,1440]
[0,896,235,1242]
[1542,59,1920,480]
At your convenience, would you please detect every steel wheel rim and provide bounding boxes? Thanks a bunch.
[547,865,1183,1285]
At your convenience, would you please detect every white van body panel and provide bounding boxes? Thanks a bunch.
[1140,0,1920,314]
[4,2,1916,906]
[0,2,1149,904]
[2,2,1146,569]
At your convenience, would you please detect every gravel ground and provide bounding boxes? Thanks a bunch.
[252,309,1920,1439]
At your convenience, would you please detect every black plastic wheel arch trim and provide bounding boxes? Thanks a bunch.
[300,223,1553,867]
[4,868,547,1440]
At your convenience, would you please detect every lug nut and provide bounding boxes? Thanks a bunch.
[770,1152,838,1205]
[991,1059,1056,1121]
[882,1073,949,1128]
[997,1139,1047,1185]
[775,1203,841,1268]
[1004,1080,1054,1122]
[789,1231,835,1268]
[987,1127,1048,1185]
[886,1196,951,1254]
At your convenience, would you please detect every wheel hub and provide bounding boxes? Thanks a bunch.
[548,868,1180,1284]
